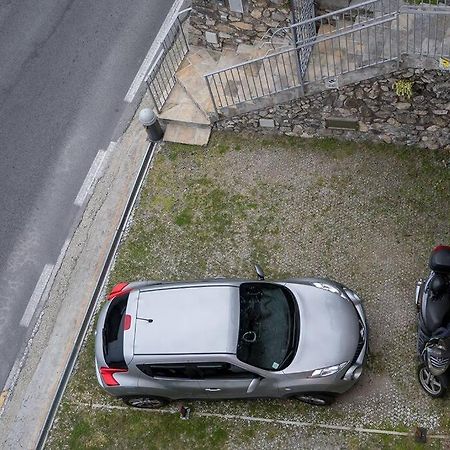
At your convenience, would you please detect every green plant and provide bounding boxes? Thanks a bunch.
[393,79,414,100]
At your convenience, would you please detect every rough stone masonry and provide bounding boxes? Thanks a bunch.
[189,0,292,49]
[188,0,351,50]
[216,68,450,150]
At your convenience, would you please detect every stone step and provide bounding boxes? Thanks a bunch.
[173,46,224,117]
[163,123,211,146]
[176,63,215,117]
[187,46,220,72]
[175,45,271,119]
[158,82,211,127]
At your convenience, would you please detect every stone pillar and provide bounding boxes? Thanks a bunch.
[189,0,292,50]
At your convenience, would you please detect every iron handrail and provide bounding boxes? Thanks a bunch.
[205,11,396,79]
[276,0,380,36]
[146,7,191,112]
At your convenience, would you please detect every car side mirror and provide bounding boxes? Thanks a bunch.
[246,377,262,394]
[254,264,265,280]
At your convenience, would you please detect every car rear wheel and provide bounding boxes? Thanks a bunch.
[418,364,447,398]
[122,396,169,409]
[294,393,335,406]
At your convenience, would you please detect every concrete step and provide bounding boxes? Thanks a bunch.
[163,123,211,146]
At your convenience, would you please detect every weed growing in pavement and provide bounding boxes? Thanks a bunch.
[367,351,387,375]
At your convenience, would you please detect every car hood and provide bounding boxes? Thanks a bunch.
[284,283,360,373]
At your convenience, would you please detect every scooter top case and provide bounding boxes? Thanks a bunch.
[430,245,450,273]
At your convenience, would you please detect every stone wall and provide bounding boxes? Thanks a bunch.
[189,0,292,49]
[316,0,350,13]
[215,69,450,150]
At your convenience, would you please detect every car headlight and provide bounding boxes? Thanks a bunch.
[312,282,347,300]
[344,288,361,303]
[310,361,349,378]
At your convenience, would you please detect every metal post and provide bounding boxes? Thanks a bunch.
[146,79,161,114]
[396,0,401,68]
[204,75,219,118]
[139,108,164,142]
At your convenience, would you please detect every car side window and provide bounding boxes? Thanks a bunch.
[137,364,200,379]
[195,362,257,379]
[137,363,258,379]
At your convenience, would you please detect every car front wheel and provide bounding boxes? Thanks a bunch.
[294,393,335,406]
[122,396,169,409]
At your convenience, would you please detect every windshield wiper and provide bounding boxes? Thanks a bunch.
[278,346,296,370]
[278,307,299,369]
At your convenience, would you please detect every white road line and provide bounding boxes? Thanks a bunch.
[74,149,107,206]
[73,402,450,441]
[1,238,71,413]
[2,356,22,394]
[106,141,117,154]
[20,264,54,327]
[55,238,71,272]
[123,0,186,103]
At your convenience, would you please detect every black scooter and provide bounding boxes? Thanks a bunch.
[416,245,450,397]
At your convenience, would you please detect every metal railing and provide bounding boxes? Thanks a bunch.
[204,0,450,115]
[401,0,450,56]
[146,8,190,113]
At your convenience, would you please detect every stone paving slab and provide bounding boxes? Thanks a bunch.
[163,122,211,145]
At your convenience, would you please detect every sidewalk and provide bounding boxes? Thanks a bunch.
[0,91,154,450]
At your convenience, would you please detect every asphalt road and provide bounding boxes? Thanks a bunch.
[0,0,172,389]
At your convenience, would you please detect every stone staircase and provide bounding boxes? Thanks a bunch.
[158,44,268,146]
[158,0,450,145]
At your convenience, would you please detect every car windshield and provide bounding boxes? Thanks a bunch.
[237,282,298,371]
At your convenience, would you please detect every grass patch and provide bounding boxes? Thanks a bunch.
[49,404,228,450]
[175,207,193,226]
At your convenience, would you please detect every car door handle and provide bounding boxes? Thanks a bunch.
[204,388,221,392]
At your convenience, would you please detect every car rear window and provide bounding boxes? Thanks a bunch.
[103,294,128,368]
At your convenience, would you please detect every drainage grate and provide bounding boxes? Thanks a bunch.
[325,117,359,131]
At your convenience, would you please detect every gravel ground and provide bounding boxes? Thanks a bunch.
[47,132,450,449]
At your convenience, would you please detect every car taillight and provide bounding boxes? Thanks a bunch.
[100,367,127,386]
[433,245,450,252]
[108,282,130,301]
[124,314,131,330]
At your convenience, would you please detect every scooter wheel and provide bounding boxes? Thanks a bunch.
[417,363,447,398]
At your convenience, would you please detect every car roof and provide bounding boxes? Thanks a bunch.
[133,284,240,356]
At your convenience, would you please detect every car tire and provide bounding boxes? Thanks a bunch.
[122,396,169,409]
[417,364,447,398]
[294,393,336,406]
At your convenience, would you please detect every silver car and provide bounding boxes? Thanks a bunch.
[95,267,367,408]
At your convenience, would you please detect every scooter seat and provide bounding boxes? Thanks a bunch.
[422,289,450,335]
